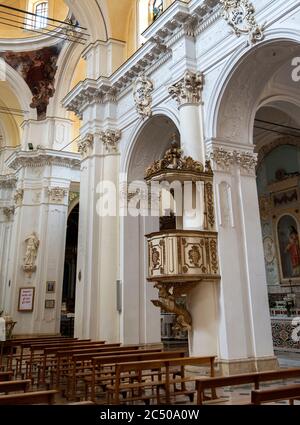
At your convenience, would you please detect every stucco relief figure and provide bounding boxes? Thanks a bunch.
[23,233,40,276]
[152,283,193,334]
[133,74,154,118]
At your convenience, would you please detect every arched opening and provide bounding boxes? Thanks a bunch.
[122,114,188,348]
[212,38,300,362]
[255,104,300,353]
[60,203,79,337]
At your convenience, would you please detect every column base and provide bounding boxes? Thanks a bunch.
[218,356,279,376]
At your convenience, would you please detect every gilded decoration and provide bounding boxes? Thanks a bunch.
[145,140,205,180]
[3,206,15,220]
[152,283,196,334]
[220,0,265,44]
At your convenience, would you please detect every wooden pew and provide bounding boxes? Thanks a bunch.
[90,351,186,403]
[251,384,300,405]
[195,368,300,405]
[0,390,58,405]
[0,380,31,394]
[68,348,163,400]
[24,340,94,380]
[6,337,76,372]
[107,356,215,405]
[0,371,13,382]
[43,343,124,388]
[38,341,108,383]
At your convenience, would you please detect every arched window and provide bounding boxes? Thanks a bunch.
[149,0,163,22]
[33,2,48,29]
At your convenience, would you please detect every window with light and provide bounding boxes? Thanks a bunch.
[34,2,48,29]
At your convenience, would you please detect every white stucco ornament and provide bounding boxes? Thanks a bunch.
[23,232,40,277]
[133,74,154,118]
[220,0,265,44]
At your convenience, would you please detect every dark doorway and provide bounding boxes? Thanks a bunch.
[60,203,79,337]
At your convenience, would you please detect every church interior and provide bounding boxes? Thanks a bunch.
[0,0,300,406]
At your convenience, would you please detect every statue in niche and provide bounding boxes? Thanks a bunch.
[23,233,40,277]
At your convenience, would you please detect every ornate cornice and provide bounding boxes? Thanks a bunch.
[63,1,220,117]
[168,71,204,106]
[78,133,94,157]
[0,174,17,189]
[6,149,81,171]
[220,0,265,44]
[100,130,122,154]
[133,74,154,118]
[209,147,257,175]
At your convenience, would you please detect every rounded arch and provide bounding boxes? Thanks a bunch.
[3,63,36,121]
[64,0,108,42]
[206,29,300,145]
[68,196,80,217]
[122,107,180,178]
[48,41,85,117]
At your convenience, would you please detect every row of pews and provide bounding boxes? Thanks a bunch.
[0,335,300,405]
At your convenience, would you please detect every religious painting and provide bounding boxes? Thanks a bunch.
[277,215,300,280]
[0,43,63,120]
[46,281,56,294]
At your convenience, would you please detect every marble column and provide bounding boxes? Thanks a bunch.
[210,146,277,373]
[168,71,219,357]
[74,130,121,342]
[0,176,16,314]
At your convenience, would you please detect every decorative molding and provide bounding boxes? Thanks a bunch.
[220,0,265,44]
[63,2,220,117]
[133,74,154,118]
[168,71,204,106]
[14,189,24,206]
[100,129,122,154]
[78,133,94,157]
[23,232,39,277]
[209,147,257,175]
[6,149,81,171]
[48,187,68,204]
[0,175,17,189]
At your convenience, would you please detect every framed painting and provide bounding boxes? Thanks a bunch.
[45,300,55,309]
[18,287,35,312]
[46,281,56,294]
[277,214,300,282]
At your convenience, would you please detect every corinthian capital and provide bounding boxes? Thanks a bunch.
[78,133,94,157]
[100,129,122,154]
[168,71,204,106]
